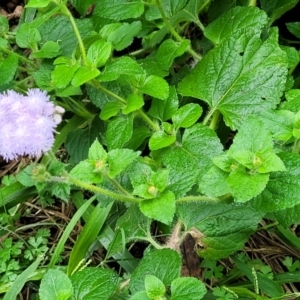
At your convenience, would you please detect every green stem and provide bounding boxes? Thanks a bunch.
[89,80,127,105]
[105,174,132,197]
[248,0,257,6]
[257,221,278,231]
[66,174,142,203]
[136,110,160,131]
[203,108,217,126]
[60,4,87,64]
[176,195,218,203]
[155,0,202,61]
[0,46,36,66]
[208,110,221,131]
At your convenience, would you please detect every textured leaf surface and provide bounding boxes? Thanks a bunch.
[177,202,263,259]
[145,275,165,298]
[171,277,207,300]
[178,29,288,130]
[139,191,175,225]
[159,124,223,178]
[39,269,73,300]
[106,115,133,150]
[129,249,181,294]
[139,75,169,100]
[172,103,202,129]
[252,152,300,212]
[148,86,179,121]
[94,0,144,21]
[286,22,300,39]
[205,6,268,44]
[108,149,140,178]
[274,204,300,227]
[0,53,18,85]
[71,268,118,300]
[149,131,176,150]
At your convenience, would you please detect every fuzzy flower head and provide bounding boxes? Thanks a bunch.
[0,89,64,161]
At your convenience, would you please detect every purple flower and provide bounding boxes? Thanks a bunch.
[0,89,64,161]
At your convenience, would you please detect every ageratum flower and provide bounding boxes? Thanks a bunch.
[0,89,64,161]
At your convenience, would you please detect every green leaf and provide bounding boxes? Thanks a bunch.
[39,269,73,300]
[88,139,107,162]
[251,152,300,212]
[67,202,113,275]
[177,202,264,259]
[109,205,149,255]
[149,86,179,121]
[282,89,300,112]
[171,277,207,300]
[69,160,103,183]
[139,190,176,225]
[129,249,181,294]
[274,204,300,227]
[178,29,288,130]
[156,39,190,70]
[31,41,61,58]
[99,101,124,120]
[149,131,176,151]
[26,0,50,7]
[172,103,202,129]
[139,75,169,100]
[52,63,79,89]
[281,45,300,68]
[228,117,286,173]
[94,0,144,20]
[87,40,112,67]
[0,53,18,86]
[228,169,269,202]
[204,6,268,44]
[0,15,9,34]
[122,93,144,114]
[16,23,41,48]
[256,109,295,141]
[70,0,95,16]
[158,124,223,178]
[71,66,100,87]
[130,291,151,300]
[71,268,118,300]
[39,16,94,57]
[124,125,151,150]
[3,256,43,300]
[145,275,166,298]
[107,21,142,51]
[99,56,143,82]
[65,122,102,164]
[260,0,299,23]
[107,149,140,178]
[286,22,300,39]
[106,115,133,150]
[199,166,231,198]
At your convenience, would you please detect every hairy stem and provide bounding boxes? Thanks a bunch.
[60,4,87,64]
[166,219,183,251]
[65,174,142,203]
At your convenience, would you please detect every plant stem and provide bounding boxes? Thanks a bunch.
[155,0,202,61]
[166,219,183,251]
[202,107,216,126]
[0,46,36,66]
[136,110,160,131]
[248,0,257,6]
[105,175,132,197]
[65,174,142,203]
[176,195,218,203]
[60,4,87,64]
[89,80,127,105]
[208,109,221,131]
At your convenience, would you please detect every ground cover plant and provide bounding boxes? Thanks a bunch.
[1,0,300,299]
